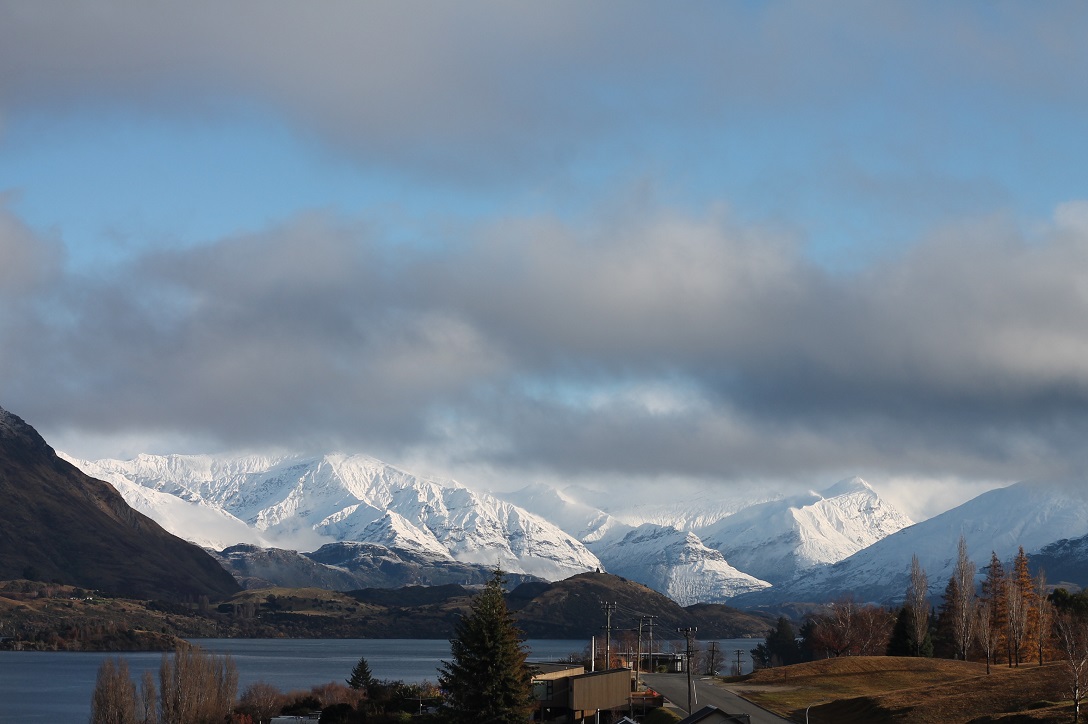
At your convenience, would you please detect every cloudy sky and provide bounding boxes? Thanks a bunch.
[2,2,1088,520]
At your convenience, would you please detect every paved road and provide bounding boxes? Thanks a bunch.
[641,673,792,724]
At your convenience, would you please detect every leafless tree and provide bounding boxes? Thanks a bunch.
[1035,570,1054,666]
[975,599,999,674]
[949,536,977,660]
[159,646,238,724]
[1054,611,1088,723]
[137,670,158,724]
[238,681,283,724]
[90,658,138,724]
[907,554,930,655]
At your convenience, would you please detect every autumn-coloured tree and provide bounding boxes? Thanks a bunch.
[1007,547,1037,667]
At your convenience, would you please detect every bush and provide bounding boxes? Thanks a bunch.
[641,707,683,723]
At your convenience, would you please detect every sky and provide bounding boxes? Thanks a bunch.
[2,1,1088,521]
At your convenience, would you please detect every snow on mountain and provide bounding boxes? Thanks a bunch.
[699,477,913,584]
[501,484,622,544]
[59,452,267,550]
[742,479,1088,605]
[65,452,600,581]
[590,523,770,606]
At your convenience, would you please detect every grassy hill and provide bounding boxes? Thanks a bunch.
[727,656,1072,723]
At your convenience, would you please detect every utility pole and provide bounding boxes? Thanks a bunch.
[602,602,616,670]
[706,640,719,675]
[678,626,698,715]
[646,615,657,675]
[636,617,645,687]
[735,648,744,677]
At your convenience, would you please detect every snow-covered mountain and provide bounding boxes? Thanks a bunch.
[64,452,601,581]
[502,484,622,544]
[698,477,913,584]
[739,479,1088,605]
[589,523,771,605]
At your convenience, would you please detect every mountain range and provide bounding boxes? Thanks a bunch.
[64,448,925,604]
[734,478,1088,606]
[51,432,1088,607]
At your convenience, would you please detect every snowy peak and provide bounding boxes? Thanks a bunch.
[817,476,874,497]
[357,511,453,560]
[501,483,622,544]
[747,478,1088,605]
[65,452,601,581]
[700,477,913,584]
[591,523,770,606]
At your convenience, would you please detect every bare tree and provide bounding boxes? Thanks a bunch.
[1054,611,1088,723]
[907,554,930,656]
[975,599,999,674]
[1035,570,1054,666]
[238,681,283,724]
[949,536,977,661]
[159,647,238,724]
[90,658,138,724]
[137,670,158,724]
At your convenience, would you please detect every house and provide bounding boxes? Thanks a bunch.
[531,664,634,722]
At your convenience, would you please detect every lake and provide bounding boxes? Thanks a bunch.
[0,637,760,721]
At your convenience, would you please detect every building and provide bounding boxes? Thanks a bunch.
[532,663,634,722]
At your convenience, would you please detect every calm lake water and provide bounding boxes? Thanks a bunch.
[0,637,760,721]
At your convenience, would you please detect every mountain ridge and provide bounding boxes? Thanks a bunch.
[0,405,239,601]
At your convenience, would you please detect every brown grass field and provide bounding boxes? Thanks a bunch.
[724,656,1078,723]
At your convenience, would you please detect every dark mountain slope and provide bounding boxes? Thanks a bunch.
[508,571,775,639]
[0,405,239,601]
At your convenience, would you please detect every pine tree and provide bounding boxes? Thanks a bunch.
[438,569,534,724]
[887,607,915,657]
[347,656,376,692]
[982,552,1009,666]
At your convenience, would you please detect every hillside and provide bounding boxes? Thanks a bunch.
[0,571,775,648]
[0,406,239,602]
[729,657,1069,723]
[508,571,775,639]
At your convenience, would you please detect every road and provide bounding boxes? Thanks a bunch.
[641,673,792,724]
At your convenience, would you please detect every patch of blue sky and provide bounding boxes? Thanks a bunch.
[0,107,513,268]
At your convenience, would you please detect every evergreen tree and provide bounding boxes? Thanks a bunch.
[887,607,915,657]
[982,551,1009,666]
[347,656,376,692]
[765,616,801,665]
[887,606,933,657]
[438,569,533,724]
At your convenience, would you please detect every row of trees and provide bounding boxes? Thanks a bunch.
[749,538,1088,722]
[91,569,535,724]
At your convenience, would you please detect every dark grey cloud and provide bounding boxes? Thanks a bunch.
[5,199,1088,490]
